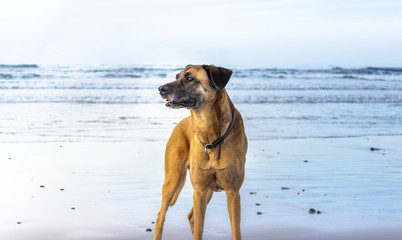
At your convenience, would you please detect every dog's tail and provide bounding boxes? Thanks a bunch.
[170,169,187,206]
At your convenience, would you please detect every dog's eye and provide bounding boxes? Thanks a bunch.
[187,77,193,82]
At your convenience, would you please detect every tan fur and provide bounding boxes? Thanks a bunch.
[154,65,247,240]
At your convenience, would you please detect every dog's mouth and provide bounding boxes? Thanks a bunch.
[165,98,175,104]
[163,97,196,109]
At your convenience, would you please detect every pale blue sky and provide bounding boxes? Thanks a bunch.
[1,0,401,67]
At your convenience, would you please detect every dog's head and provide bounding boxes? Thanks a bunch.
[158,65,233,109]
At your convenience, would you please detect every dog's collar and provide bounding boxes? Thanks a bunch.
[193,110,236,154]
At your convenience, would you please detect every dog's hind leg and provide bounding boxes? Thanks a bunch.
[154,119,191,240]
[187,189,213,236]
[154,166,187,240]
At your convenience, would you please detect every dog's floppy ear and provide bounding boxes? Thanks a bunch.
[203,65,233,90]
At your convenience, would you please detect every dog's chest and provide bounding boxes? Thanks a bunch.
[190,146,234,176]
[190,143,224,167]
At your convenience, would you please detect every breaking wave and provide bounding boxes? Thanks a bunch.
[1,64,401,104]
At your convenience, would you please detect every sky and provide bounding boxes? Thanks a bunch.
[0,0,401,67]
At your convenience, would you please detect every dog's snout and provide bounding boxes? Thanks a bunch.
[158,85,169,94]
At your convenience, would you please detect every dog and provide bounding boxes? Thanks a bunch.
[154,65,247,240]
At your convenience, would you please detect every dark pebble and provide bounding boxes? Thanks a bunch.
[250,192,257,195]
[8,157,12,160]
[60,188,64,191]
[17,222,22,224]
[152,221,155,224]
[281,187,290,190]
[146,228,152,232]
[255,203,260,206]
[59,145,63,148]
[257,212,262,215]
[308,208,316,214]
[40,185,45,188]
[302,189,305,192]
[317,211,322,214]
[370,147,380,151]
[71,207,75,210]
[297,192,300,195]
[303,160,308,163]
[277,152,280,154]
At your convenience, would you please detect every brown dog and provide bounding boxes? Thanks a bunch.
[154,65,247,240]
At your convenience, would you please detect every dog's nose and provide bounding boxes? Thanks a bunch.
[158,85,169,94]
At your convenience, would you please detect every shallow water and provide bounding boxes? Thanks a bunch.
[0,103,401,143]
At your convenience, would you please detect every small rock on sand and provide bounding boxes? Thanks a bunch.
[146,228,152,232]
[309,208,316,214]
[255,203,261,206]
[40,185,45,188]
[281,187,290,190]
[257,212,262,215]
[17,222,22,224]
[370,147,380,151]
[250,192,257,195]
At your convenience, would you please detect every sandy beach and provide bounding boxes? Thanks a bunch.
[1,135,402,240]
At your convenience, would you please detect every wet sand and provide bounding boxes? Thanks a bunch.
[1,136,402,239]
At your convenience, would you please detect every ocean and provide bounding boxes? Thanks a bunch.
[1,64,401,142]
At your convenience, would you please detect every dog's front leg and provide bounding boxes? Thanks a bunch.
[192,187,208,240]
[226,190,242,240]
[188,189,214,234]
